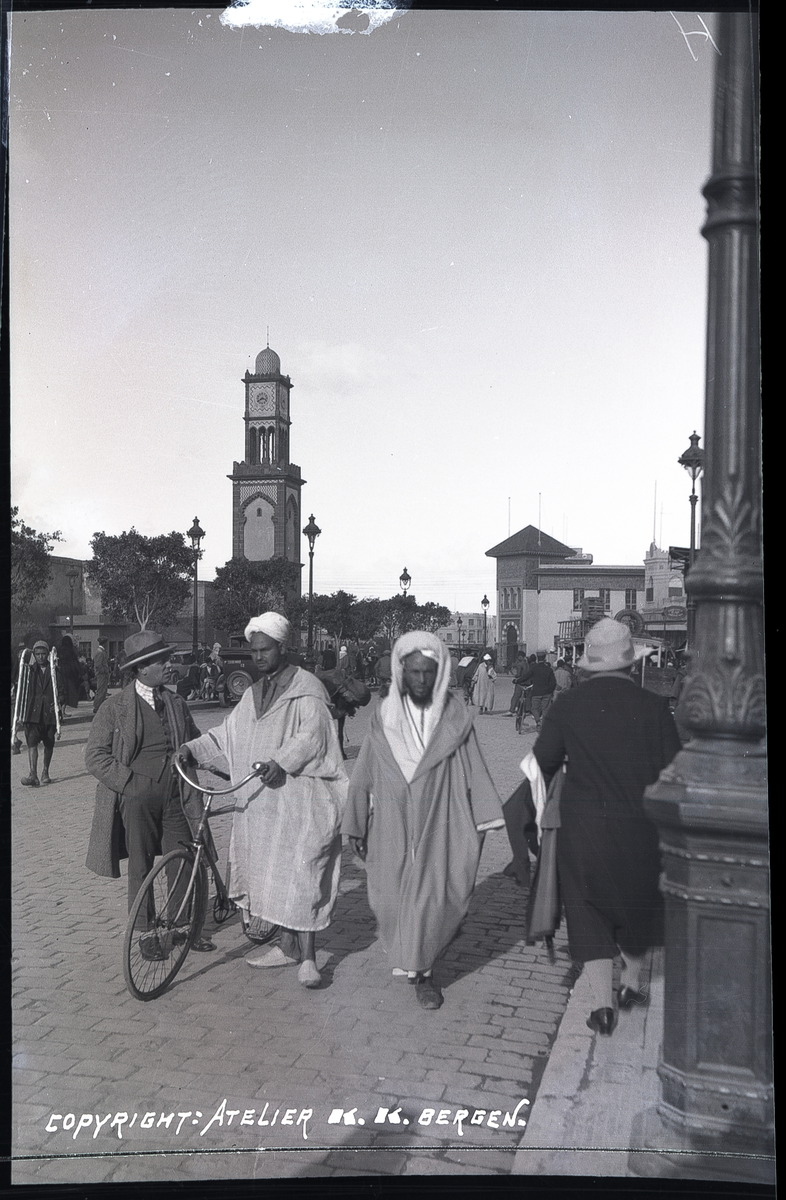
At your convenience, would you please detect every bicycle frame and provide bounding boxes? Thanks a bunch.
[172,758,266,924]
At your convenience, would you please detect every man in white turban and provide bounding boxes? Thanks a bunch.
[342,632,505,1009]
[180,612,348,988]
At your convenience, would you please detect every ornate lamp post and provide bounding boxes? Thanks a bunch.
[631,13,771,1184]
[482,594,490,648]
[678,431,705,646]
[65,567,80,635]
[187,517,205,661]
[456,615,463,655]
[399,567,411,596]
[303,514,321,663]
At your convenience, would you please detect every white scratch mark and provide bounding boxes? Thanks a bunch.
[669,12,721,62]
[220,1,408,37]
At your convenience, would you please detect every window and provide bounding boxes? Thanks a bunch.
[646,577,654,602]
[601,589,611,611]
[668,575,683,598]
[445,633,452,642]
[573,589,584,611]
[469,619,475,627]
[625,589,637,610]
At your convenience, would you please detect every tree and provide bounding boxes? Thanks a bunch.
[310,591,357,650]
[11,507,62,620]
[410,601,452,634]
[378,594,419,642]
[211,557,303,635]
[86,529,196,631]
[350,597,387,642]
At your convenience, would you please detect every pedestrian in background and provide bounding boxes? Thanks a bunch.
[93,637,110,713]
[474,654,497,714]
[17,640,64,787]
[530,650,557,729]
[532,618,680,1036]
[343,632,505,1010]
[554,658,572,695]
[375,647,392,696]
[57,635,82,715]
[507,651,533,716]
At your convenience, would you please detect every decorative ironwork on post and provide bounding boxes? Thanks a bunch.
[630,13,770,1184]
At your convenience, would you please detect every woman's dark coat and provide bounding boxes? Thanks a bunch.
[533,675,681,962]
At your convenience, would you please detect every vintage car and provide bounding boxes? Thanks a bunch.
[218,642,260,705]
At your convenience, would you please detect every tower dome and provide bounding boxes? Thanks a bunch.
[255,345,280,375]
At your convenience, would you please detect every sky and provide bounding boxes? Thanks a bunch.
[9,6,718,614]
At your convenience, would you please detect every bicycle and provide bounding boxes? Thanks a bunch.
[122,758,266,1001]
[514,686,534,735]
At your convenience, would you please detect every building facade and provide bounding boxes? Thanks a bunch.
[229,343,304,592]
[485,525,684,666]
[435,611,495,655]
[16,556,216,669]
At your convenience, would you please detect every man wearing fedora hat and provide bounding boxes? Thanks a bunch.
[531,618,680,1036]
[85,630,209,959]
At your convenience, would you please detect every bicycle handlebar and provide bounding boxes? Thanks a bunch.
[173,757,266,797]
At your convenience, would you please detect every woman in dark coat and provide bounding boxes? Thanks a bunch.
[533,619,680,1036]
[57,635,82,713]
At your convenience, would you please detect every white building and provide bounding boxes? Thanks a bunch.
[435,611,495,655]
[485,525,680,667]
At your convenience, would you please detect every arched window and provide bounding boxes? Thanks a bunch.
[668,575,684,598]
[269,429,276,461]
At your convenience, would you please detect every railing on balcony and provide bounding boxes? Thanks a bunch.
[558,619,592,643]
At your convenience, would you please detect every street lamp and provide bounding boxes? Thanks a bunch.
[187,517,205,661]
[66,567,80,634]
[399,567,411,596]
[303,514,321,662]
[481,594,490,648]
[677,431,705,646]
[456,614,463,654]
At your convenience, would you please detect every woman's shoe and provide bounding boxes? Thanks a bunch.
[618,985,648,1010]
[586,1007,616,1035]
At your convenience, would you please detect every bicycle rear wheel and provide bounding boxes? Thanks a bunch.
[123,848,208,1001]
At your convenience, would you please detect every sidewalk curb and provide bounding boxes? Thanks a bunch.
[512,949,664,1177]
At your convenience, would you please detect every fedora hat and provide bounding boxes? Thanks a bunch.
[577,618,649,673]
[122,630,173,672]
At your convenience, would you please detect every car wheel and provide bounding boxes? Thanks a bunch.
[225,668,253,702]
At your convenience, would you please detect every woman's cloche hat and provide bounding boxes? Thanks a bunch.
[122,630,174,672]
[577,618,651,673]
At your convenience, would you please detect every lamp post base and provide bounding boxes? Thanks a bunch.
[629,1106,775,1185]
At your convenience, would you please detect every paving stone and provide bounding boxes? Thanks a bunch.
[12,686,574,1184]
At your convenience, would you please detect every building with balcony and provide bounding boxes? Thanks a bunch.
[485,525,685,667]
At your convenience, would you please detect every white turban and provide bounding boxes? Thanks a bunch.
[244,612,291,646]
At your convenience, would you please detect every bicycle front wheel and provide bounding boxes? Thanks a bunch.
[123,849,208,1001]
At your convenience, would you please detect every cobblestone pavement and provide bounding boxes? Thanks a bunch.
[11,678,578,1183]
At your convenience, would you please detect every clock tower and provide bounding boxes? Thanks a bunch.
[229,343,303,590]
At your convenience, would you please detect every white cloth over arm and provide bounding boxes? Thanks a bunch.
[520,750,547,834]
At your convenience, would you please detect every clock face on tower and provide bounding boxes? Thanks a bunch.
[249,383,276,416]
